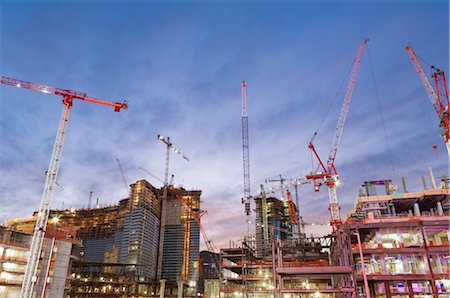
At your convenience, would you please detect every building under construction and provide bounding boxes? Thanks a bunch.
[341,177,450,297]
[255,196,298,259]
[0,224,78,297]
[6,179,202,297]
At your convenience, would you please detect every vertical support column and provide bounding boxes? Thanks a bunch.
[384,281,392,298]
[436,201,444,215]
[422,176,428,190]
[429,167,437,190]
[397,229,405,248]
[159,279,166,298]
[380,255,387,274]
[376,230,383,248]
[177,280,184,298]
[420,225,438,298]
[356,227,371,298]
[401,177,408,193]
[414,203,421,217]
[407,281,414,298]
[271,226,277,298]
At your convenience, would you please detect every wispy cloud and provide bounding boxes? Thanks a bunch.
[1,1,448,250]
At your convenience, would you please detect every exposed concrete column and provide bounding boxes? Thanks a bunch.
[159,279,166,298]
[397,229,405,248]
[413,203,421,217]
[402,255,410,273]
[437,201,444,215]
[380,254,387,274]
[429,167,437,190]
[434,255,443,274]
[376,230,383,248]
[177,280,184,298]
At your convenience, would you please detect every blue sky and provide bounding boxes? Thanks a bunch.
[1,0,448,249]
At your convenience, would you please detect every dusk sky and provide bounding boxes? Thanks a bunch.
[1,0,448,249]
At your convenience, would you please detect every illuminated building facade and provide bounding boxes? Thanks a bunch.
[0,226,75,298]
[254,196,296,259]
[157,187,201,297]
[344,185,450,297]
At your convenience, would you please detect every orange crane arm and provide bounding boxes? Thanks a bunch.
[1,76,128,111]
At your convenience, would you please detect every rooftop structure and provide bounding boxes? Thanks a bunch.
[340,185,450,297]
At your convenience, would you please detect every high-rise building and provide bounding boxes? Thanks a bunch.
[157,187,201,296]
[119,179,161,279]
[254,196,296,259]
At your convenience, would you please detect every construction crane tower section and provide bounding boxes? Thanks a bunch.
[0,75,128,298]
[241,81,251,231]
[306,38,368,228]
[405,45,450,155]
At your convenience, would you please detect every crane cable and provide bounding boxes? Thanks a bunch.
[366,44,395,172]
[309,55,356,145]
[309,51,358,174]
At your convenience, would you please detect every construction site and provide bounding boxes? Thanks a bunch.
[0,2,449,298]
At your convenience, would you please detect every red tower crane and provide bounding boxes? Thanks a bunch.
[405,45,450,155]
[306,38,368,228]
[1,75,128,298]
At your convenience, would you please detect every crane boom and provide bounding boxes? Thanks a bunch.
[405,45,450,155]
[1,75,127,298]
[306,38,368,228]
[327,38,368,171]
[1,76,128,111]
[405,46,442,115]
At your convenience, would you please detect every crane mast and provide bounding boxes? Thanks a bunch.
[156,134,189,281]
[241,81,251,234]
[405,45,450,155]
[306,38,368,228]
[0,76,127,298]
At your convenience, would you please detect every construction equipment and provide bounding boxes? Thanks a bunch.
[405,45,450,155]
[116,158,129,194]
[156,134,189,280]
[0,75,128,298]
[255,178,310,240]
[241,81,252,234]
[265,175,287,199]
[139,166,164,185]
[306,38,368,228]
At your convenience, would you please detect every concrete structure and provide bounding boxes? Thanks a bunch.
[157,187,201,297]
[342,186,450,297]
[8,179,202,297]
[220,235,354,297]
[254,196,296,259]
[0,226,75,298]
[198,250,221,296]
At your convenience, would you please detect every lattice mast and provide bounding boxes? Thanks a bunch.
[405,45,450,155]
[241,81,252,235]
[156,134,189,280]
[0,76,128,298]
[306,38,368,228]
